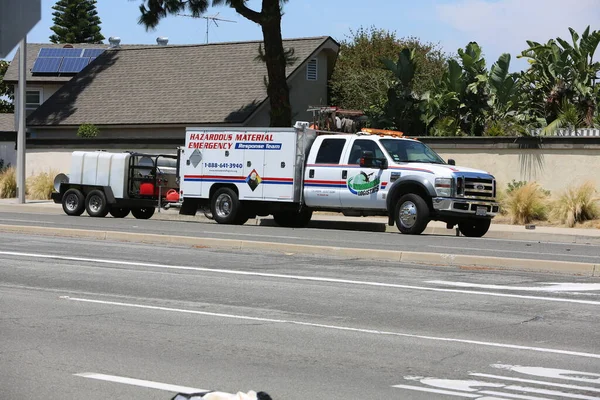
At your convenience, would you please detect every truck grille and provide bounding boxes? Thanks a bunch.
[456,176,495,199]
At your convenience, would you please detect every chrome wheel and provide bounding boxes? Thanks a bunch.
[215,193,233,218]
[399,201,417,228]
[88,194,103,213]
[64,193,79,212]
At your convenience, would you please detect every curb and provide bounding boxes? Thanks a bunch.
[0,223,597,276]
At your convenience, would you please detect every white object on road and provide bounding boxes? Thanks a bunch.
[428,281,600,293]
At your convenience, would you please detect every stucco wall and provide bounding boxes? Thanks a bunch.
[25,147,176,177]
[423,139,600,193]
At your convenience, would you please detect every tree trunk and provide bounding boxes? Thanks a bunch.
[260,0,292,127]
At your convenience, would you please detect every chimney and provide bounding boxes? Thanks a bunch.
[156,36,169,46]
[108,36,121,48]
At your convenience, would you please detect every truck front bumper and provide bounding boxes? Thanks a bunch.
[432,197,500,217]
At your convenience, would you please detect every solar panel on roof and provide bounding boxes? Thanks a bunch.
[31,57,63,73]
[59,57,91,73]
[82,48,105,58]
[38,48,83,57]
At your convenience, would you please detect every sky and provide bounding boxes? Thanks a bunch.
[3,0,600,71]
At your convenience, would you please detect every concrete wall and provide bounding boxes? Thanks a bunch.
[423,138,600,193]
[25,147,176,177]
[0,142,16,168]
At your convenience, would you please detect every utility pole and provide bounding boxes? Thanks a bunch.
[17,37,26,203]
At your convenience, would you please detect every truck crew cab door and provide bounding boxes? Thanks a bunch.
[340,138,388,209]
[303,137,347,208]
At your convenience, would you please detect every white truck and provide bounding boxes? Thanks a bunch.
[53,122,499,236]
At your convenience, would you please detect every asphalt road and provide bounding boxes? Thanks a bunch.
[1,233,600,399]
[0,210,599,264]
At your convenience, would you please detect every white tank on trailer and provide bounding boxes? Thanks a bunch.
[69,151,131,199]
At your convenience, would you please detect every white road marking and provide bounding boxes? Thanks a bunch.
[3,250,600,306]
[478,390,551,400]
[492,364,600,384]
[470,373,600,393]
[60,295,600,360]
[503,385,600,400]
[428,245,600,260]
[412,377,504,392]
[390,384,480,398]
[428,281,600,292]
[74,372,207,394]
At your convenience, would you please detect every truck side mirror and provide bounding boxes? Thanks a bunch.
[448,159,456,166]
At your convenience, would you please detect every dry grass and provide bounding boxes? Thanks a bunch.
[0,167,17,198]
[550,182,599,227]
[26,170,57,200]
[503,182,549,225]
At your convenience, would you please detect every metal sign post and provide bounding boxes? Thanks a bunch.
[17,38,26,203]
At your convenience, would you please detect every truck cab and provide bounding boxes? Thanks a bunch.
[303,132,499,237]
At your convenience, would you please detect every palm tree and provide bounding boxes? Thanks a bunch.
[136,0,292,127]
[519,26,600,131]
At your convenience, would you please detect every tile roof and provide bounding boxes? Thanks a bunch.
[25,37,337,126]
[0,113,15,132]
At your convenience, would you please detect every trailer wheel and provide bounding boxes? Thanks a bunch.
[395,193,430,235]
[458,219,491,237]
[85,190,110,218]
[109,207,130,218]
[131,207,155,220]
[211,187,243,225]
[273,208,313,228]
[62,188,85,216]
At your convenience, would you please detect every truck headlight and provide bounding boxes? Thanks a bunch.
[435,178,453,197]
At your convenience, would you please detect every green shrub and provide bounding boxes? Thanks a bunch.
[503,182,549,224]
[77,123,99,138]
[550,182,599,227]
[0,167,17,198]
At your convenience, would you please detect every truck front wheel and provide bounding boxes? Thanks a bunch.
[131,207,155,219]
[395,194,430,235]
[273,208,313,228]
[211,187,244,225]
[85,190,109,218]
[62,188,85,216]
[458,219,491,237]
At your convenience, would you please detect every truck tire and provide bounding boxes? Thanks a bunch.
[85,190,110,218]
[109,207,130,218]
[131,207,155,219]
[211,187,243,225]
[395,193,430,235]
[273,208,313,228]
[62,188,85,216]
[459,219,491,237]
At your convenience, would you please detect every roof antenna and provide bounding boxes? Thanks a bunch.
[177,13,236,44]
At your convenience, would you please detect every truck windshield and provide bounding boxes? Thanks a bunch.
[380,139,446,164]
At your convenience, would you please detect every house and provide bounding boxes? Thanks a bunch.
[3,37,339,174]
[4,37,339,137]
[0,113,16,167]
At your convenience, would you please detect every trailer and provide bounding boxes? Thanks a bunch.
[51,151,179,219]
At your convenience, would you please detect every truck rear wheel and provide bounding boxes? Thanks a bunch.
[62,188,85,216]
[109,207,130,218]
[459,219,491,237]
[85,190,109,218]
[395,194,430,235]
[273,208,313,228]
[131,207,155,219]
[211,187,244,225]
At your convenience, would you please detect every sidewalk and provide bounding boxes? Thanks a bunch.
[1,199,599,243]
